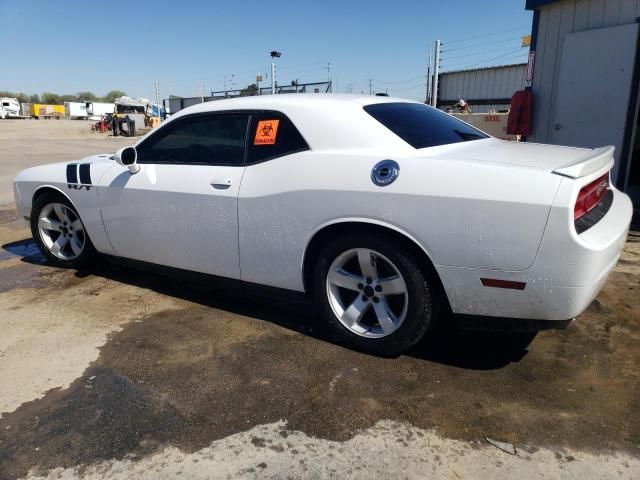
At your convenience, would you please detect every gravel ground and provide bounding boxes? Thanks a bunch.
[0,120,639,479]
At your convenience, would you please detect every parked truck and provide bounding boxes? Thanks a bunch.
[31,104,65,119]
[0,97,21,119]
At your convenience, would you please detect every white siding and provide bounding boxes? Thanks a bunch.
[530,0,640,142]
[439,64,527,104]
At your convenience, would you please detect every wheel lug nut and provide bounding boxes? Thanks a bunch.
[366,277,372,284]
[375,285,382,292]
[373,297,379,303]
[361,295,368,302]
[357,283,363,290]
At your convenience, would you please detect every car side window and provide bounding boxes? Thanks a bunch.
[247,111,309,163]
[137,114,249,166]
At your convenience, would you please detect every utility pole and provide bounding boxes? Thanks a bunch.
[270,51,281,95]
[368,79,373,95]
[199,79,204,103]
[431,39,441,108]
[154,81,161,121]
[426,47,432,104]
[325,62,332,92]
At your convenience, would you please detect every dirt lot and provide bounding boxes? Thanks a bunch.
[0,119,132,205]
[0,120,639,479]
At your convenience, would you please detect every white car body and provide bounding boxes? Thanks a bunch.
[13,94,633,325]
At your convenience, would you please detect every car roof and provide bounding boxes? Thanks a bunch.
[176,93,420,116]
[163,94,421,153]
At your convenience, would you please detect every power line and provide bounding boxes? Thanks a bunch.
[389,84,426,92]
[441,45,528,62]
[442,36,527,53]
[376,74,427,85]
[277,61,328,72]
[443,25,530,46]
[443,49,526,72]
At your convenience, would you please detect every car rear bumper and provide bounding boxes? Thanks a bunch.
[437,187,632,324]
[454,315,573,332]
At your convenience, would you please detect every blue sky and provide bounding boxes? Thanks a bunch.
[0,0,532,102]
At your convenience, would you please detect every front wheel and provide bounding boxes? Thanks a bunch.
[30,192,97,268]
[313,233,436,356]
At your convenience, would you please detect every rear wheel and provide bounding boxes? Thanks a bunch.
[30,192,96,268]
[314,233,435,356]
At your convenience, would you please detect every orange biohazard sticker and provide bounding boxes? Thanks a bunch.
[254,120,280,145]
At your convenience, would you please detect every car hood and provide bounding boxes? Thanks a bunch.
[78,153,115,164]
[419,138,597,171]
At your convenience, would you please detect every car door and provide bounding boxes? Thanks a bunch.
[238,110,311,289]
[97,112,249,279]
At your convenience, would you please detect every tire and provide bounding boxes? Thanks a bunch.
[313,233,435,356]
[30,192,97,268]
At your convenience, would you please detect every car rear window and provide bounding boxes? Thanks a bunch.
[247,111,309,164]
[363,102,488,149]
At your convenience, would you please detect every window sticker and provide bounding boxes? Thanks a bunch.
[254,119,280,145]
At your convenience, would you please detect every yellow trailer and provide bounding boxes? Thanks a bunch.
[30,104,65,119]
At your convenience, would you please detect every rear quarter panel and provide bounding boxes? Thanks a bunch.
[238,149,561,291]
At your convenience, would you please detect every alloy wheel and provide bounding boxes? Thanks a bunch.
[326,248,409,338]
[37,203,86,260]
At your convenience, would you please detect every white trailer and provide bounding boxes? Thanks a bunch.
[87,102,114,119]
[64,102,88,119]
[0,98,21,119]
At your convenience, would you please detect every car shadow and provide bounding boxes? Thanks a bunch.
[2,238,533,370]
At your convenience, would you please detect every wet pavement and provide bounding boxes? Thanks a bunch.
[0,206,639,479]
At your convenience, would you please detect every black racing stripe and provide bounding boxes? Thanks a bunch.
[66,164,78,184]
[79,164,92,185]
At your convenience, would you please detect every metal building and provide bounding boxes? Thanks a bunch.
[438,63,527,113]
[164,81,331,115]
[526,0,640,214]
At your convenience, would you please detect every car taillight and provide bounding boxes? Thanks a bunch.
[574,174,608,220]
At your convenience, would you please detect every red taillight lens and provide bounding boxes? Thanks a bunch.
[574,174,608,220]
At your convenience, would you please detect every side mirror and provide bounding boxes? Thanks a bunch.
[114,146,140,174]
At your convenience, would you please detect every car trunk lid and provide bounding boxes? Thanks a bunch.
[417,138,613,176]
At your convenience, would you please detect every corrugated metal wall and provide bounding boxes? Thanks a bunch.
[438,64,527,112]
[165,97,215,114]
[529,0,640,142]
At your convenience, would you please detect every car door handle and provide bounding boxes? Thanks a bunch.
[210,178,232,188]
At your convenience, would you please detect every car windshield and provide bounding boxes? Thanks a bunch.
[364,102,488,149]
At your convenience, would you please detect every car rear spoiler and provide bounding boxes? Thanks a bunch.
[552,146,615,179]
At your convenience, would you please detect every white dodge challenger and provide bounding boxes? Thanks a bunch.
[13,95,633,355]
